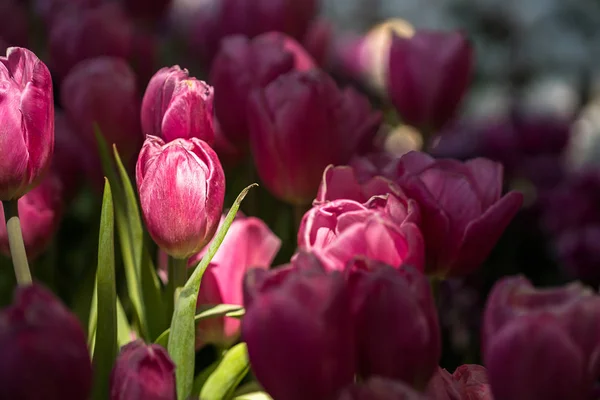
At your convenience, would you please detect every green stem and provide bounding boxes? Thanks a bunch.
[2,200,32,285]
[167,256,188,316]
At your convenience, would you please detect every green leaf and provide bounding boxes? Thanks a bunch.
[200,343,250,400]
[91,179,117,400]
[116,296,132,347]
[168,184,257,400]
[154,304,245,348]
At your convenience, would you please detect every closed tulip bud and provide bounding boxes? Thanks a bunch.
[298,196,424,271]
[248,70,381,204]
[141,66,214,143]
[242,252,355,400]
[0,284,92,400]
[395,151,523,277]
[388,30,473,133]
[136,136,225,259]
[110,340,176,400]
[427,365,492,400]
[190,213,281,348]
[338,377,427,400]
[211,32,316,147]
[482,276,600,400]
[0,47,54,201]
[0,173,63,261]
[61,57,142,183]
[351,265,440,389]
[48,3,134,80]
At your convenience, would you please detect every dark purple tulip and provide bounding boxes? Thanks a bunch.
[110,340,176,400]
[482,276,600,400]
[338,377,427,400]
[0,284,92,400]
[387,30,473,132]
[395,151,523,277]
[350,265,440,389]
[242,252,355,400]
[554,225,600,285]
[210,32,316,148]
[247,70,381,205]
[427,365,492,400]
[0,47,54,201]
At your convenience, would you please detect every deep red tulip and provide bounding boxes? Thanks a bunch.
[0,284,92,400]
[247,70,381,204]
[136,136,225,259]
[110,340,176,400]
[0,47,54,201]
[141,66,214,144]
[211,32,315,148]
[427,365,493,400]
[387,30,473,132]
[395,151,523,277]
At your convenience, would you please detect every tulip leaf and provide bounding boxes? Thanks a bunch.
[154,304,245,347]
[168,184,258,400]
[234,393,273,400]
[116,296,133,347]
[91,179,117,400]
[199,343,251,400]
[113,144,165,340]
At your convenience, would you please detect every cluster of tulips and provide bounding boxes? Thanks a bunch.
[0,0,599,400]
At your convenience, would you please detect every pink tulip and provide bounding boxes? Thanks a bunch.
[427,365,493,399]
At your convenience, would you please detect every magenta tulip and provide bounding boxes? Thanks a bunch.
[110,340,176,400]
[136,136,225,259]
[141,66,214,144]
[242,252,355,400]
[482,276,600,400]
[395,151,523,277]
[210,32,316,147]
[0,284,92,400]
[0,47,54,201]
[427,365,493,400]
[190,213,281,347]
[388,30,473,132]
[0,172,63,261]
[247,70,381,204]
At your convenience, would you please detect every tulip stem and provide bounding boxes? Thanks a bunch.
[2,200,32,285]
[167,256,188,314]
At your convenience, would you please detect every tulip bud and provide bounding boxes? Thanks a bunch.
[395,151,523,277]
[0,47,54,201]
[110,340,176,400]
[210,32,316,147]
[248,70,381,204]
[338,377,427,400]
[427,365,493,400]
[190,213,281,348]
[0,173,64,261]
[141,66,214,144]
[61,56,142,183]
[48,3,134,80]
[0,284,92,400]
[482,276,600,400]
[350,265,440,389]
[136,136,225,259]
[242,252,355,400]
[387,30,473,133]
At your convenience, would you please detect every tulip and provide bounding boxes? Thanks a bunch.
[0,284,92,400]
[0,173,63,261]
[247,70,381,204]
[190,213,281,348]
[122,0,172,22]
[554,225,600,285]
[482,276,600,400]
[0,47,54,201]
[427,365,493,400]
[141,66,214,144]
[0,0,29,51]
[298,196,424,271]
[48,3,134,80]
[302,18,334,68]
[34,0,101,25]
[110,340,176,400]
[338,377,427,400]
[242,252,355,400]
[395,151,523,277]
[350,265,440,389]
[136,136,225,259]
[387,30,473,133]
[61,56,142,183]
[210,32,316,147]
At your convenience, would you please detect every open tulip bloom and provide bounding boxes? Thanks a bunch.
[0,10,597,400]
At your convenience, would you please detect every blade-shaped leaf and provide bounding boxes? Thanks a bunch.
[200,343,250,400]
[116,296,132,348]
[154,304,245,348]
[91,179,117,400]
[168,184,257,400]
